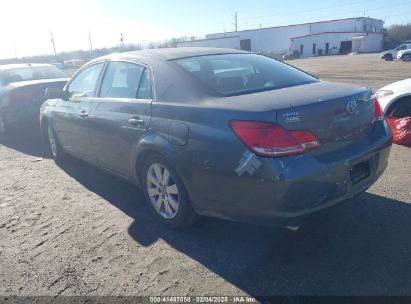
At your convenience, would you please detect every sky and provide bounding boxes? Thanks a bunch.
[0,0,410,59]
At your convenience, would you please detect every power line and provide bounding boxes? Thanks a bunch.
[245,0,375,20]
[183,0,409,36]
[240,1,411,31]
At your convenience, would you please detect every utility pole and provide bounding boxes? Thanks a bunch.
[50,30,57,58]
[233,12,238,32]
[120,33,124,52]
[88,31,93,58]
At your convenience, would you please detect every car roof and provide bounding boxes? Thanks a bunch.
[0,63,56,71]
[92,47,250,63]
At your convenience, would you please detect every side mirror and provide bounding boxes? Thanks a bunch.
[46,87,69,100]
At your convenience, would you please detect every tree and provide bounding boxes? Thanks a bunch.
[384,23,411,48]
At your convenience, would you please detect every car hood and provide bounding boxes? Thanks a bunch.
[378,78,411,93]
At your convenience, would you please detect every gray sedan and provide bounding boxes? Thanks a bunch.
[40,48,392,228]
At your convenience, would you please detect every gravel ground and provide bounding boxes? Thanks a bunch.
[1,54,411,297]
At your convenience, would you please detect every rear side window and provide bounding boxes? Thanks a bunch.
[67,62,105,98]
[3,66,67,83]
[99,61,152,99]
[175,53,318,96]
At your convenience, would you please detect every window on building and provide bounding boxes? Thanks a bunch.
[300,44,304,56]
[312,43,316,55]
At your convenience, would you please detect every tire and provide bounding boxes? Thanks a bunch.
[45,122,67,162]
[141,154,196,228]
[384,54,393,61]
[402,54,411,62]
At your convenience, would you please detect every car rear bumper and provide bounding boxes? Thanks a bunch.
[191,121,392,225]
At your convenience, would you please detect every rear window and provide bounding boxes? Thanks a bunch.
[3,66,67,83]
[175,53,318,96]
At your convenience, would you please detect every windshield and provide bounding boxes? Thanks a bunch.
[174,53,318,96]
[3,66,67,84]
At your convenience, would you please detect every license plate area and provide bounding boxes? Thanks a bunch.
[350,160,371,185]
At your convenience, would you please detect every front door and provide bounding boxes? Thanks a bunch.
[339,41,352,54]
[53,62,105,161]
[88,60,153,176]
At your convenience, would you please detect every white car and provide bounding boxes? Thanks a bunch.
[380,44,411,61]
[396,50,411,62]
[376,78,411,118]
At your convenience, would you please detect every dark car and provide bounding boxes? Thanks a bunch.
[40,48,392,228]
[282,50,301,60]
[0,64,69,134]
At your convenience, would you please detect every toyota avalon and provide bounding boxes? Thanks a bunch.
[40,48,392,228]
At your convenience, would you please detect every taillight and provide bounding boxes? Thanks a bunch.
[229,120,321,157]
[10,87,41,102]
[373,98,384,122]
[289,130,321,150]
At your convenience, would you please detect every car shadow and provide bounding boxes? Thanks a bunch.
[0,127,49,158]
[57,157,411,296]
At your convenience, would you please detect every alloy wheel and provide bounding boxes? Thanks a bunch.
[146,163,179,219]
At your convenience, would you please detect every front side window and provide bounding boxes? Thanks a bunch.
[396,45,406,51]
[68,62,105,98]
[175,53,318,96]
[100,61,152,99]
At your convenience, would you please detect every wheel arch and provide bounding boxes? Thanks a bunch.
[132,134,186,187]
[386,95,411,116]
[40,115,50,141]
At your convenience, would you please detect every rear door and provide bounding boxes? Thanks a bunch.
[53,61,105,161]
[88,60,153,176]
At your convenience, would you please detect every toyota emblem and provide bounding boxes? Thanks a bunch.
[347,100,358,114]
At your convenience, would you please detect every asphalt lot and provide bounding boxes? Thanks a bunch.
[1,53,410,297]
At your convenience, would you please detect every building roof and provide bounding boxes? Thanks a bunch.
[208,17,383,36]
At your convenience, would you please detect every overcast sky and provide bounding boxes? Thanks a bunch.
[1,0,410,59]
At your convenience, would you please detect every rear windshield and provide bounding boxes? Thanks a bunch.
[174,53,318,96]
[3,66,67,84]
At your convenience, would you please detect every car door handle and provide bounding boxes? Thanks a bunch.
[80,111,89,118]
[128,117,144,126]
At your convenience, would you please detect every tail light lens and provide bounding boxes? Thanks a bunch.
[229,120,321,157]
[373,98,384,122]
[290,130,321,150]
[10,87,42,102]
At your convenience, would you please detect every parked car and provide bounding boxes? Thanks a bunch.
[396,49,411,62]
[0,64,69,134]
[282,50,300,60]
[41,48,392,229]
[380,44,411,61]
[376,78,411,145]
[376,78,411,116]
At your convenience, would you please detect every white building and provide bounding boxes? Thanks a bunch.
[177,17,384,57]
